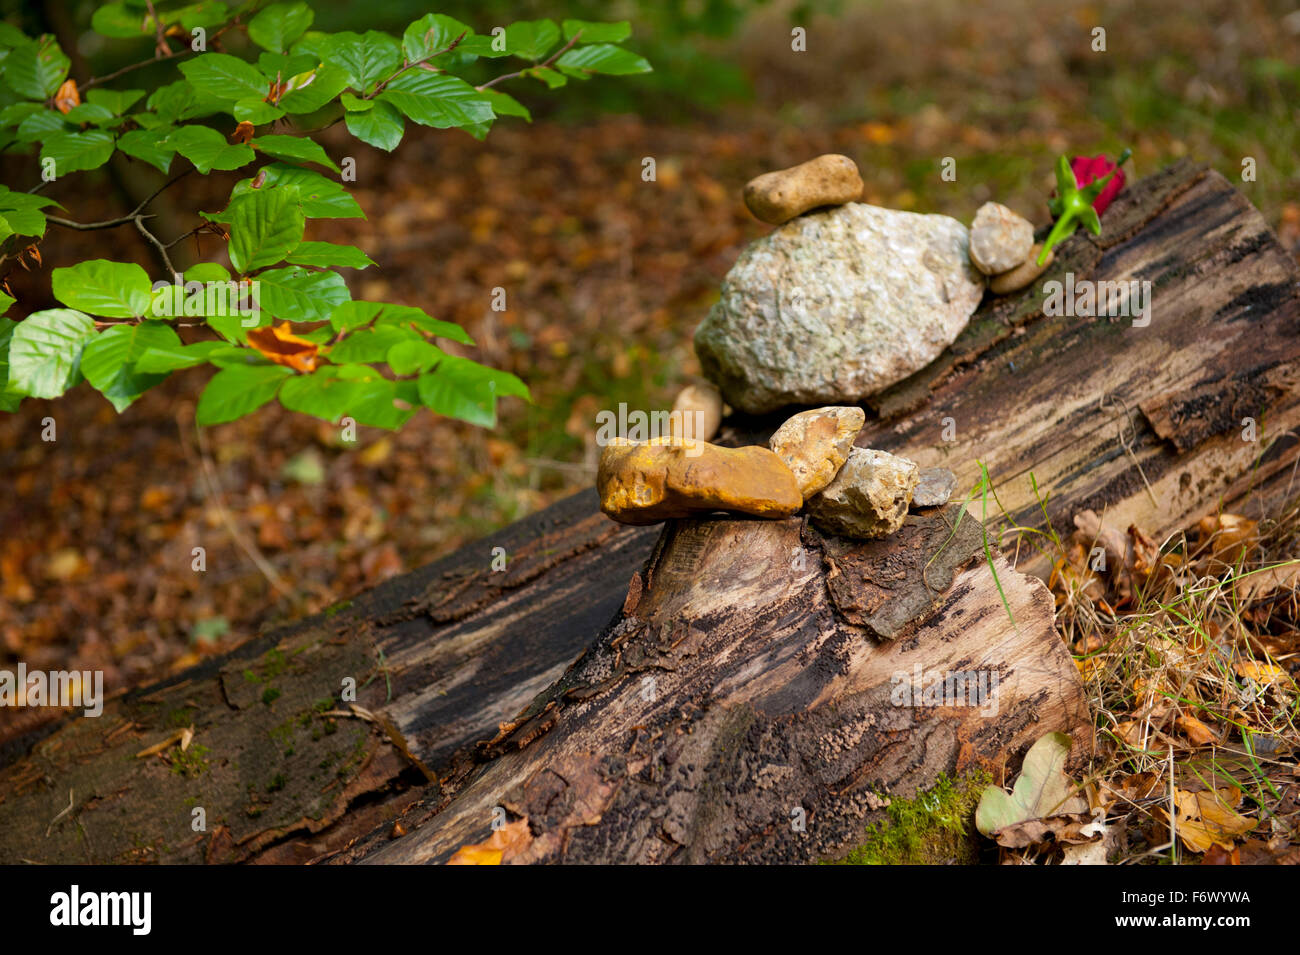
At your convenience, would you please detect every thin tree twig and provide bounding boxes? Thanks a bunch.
[477,30,583,91]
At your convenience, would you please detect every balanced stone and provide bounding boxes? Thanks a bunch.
[969,201,1034,275]
[743,154,864,225]
[806,448,919,539]
[669,382,723,443]
[695,203,984,414]
[598,438,801,526]
[768,406,865,499]
[911,466,957,508]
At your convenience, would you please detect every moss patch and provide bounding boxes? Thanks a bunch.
[830,771,991,865]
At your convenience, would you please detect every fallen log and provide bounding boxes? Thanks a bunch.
[1,159,1297,864]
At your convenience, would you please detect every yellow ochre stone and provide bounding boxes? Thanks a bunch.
[598,438,802,525]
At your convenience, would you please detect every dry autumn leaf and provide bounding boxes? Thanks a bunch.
[53,79,80,114]
[246,322,319,373]
[231,121,254,144]
[1197,513,1258,564]
[1175,713,1218,746]
[1158,786,1256,853]
[446,816,532,865]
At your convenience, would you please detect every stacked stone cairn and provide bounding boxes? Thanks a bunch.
[594,153,1049,539]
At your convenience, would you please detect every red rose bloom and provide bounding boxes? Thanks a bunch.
[1070,154,1126,214]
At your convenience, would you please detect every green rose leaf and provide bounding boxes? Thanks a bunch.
[51,260,153,318]
[8,309,98,399]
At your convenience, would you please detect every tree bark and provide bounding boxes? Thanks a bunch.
[1,159,1297,864]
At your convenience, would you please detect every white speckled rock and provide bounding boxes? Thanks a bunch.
[969,201,1034,275]
[806,447,919,539]
[694,203,984,414]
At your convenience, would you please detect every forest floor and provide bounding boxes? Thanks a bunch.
[3,0,1300,805]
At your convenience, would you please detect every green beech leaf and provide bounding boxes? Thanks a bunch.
[561,20,631,44]
[321,31,401,94]
[277,64,350,114]
[117,127,175,174]
[555,44,651,76]
[247,2,314,53]
[417,354,529,428]
[227,184,305,274]
[51,260,153,318]
[179,53,270,101]
[327,324,418,364]
[378,71,494,130]
[196,362,293,425]
[166,125,254,173]
[40,130,115,175]
[228,163,362,219]
[0,316,21,411]
[135,339,234,373]
[251,133,338,170]
[387,339,440,375]
[401,14,472,62]
[286,241,374,269]
[85,88,145,115]
[233,98,285,125]
[91,3,152,39]
[256,266,350,323]
[504,20,560,61]
[3,34,70,99]
[7,309,98,398]
[481,90,530,120]
[345,99,403,151]
[80,322,179,411]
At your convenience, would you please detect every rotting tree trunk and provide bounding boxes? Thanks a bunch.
[1,159,1297,864]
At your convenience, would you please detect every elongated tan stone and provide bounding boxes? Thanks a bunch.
[598,439,801,525]
[743,154,864,225]
[806,448,919,539]
[769,406,865,499]
[989,243,1054,294]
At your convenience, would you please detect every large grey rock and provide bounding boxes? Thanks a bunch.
[694,203,984,413]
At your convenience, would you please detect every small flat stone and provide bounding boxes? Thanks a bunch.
[988,242,1054,295]
[806,447,919,539]
[969,201,1034,275]
[769,406,865,499]
[743,154,864,225]
[598,438,801,525]
[911,466,957,508]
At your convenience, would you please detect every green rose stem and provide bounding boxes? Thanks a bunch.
[1037,147,1132,265]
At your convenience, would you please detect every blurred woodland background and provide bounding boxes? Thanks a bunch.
[3,0,1299,740]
